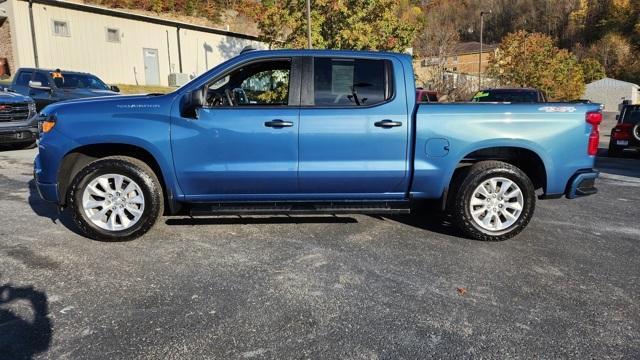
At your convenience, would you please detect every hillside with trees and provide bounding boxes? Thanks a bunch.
[81,0,639,88]
[416,0,640,85]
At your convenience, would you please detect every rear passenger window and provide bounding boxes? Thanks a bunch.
[313,58,391,107]
[15,71,33,86]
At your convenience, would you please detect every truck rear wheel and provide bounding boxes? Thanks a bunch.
[451,161,535,241]
[67,156,163,241]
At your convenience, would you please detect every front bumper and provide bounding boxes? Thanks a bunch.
[0,125,38,144]
[34,154,59,203]
[566,170,599,199]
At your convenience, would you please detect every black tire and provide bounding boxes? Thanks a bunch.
[67,156,163,241]
[633,123,640,142]
[608,141,623,158]
[451,161,536,241]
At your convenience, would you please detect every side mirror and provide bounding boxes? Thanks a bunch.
[181,87,205,118]
[615,115,619,121]
[29,80,51,91]
[110,85,120,93]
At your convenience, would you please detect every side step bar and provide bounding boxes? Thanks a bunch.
[189,201,411,216]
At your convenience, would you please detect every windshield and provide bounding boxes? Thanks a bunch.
[53,73,110,90]
[472,89,539,103]
[622,106,640,125]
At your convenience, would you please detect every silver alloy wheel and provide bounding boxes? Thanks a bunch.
[81,173,145,231]
[633,123,640,142]
[469,177,524,232]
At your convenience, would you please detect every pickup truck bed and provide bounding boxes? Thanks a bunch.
[33,49,601,242]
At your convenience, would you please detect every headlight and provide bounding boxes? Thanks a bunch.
[39,113,57,134]
[28,102,37,118]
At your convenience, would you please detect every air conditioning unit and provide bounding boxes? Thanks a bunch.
[168,73,189,87]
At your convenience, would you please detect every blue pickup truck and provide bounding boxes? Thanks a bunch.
[34,49,602,241]
[10,68,120,111]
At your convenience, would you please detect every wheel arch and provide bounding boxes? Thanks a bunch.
[57,143,177,213]
[442,145,550,210]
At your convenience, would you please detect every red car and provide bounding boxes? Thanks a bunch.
[609,104,640,157]
[416,88,439,103]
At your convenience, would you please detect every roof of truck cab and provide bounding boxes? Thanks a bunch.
[242,49,412,59]
[17,68,94,75]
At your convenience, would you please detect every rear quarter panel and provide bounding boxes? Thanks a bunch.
[412,103,601,198]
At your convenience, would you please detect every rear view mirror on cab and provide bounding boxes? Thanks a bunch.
[181,87,205,118]
[29,81,51,91]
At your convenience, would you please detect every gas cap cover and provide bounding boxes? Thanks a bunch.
[426,138,450,157]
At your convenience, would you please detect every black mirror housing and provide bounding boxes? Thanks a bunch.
[110,85,120,93]
[181,87,205,118]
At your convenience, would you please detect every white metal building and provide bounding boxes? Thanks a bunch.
[583,77,640,112]
[0,0,265,86]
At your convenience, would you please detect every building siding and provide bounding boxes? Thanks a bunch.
[6,0,264,86]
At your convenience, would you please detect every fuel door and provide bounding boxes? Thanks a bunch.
[426,138,450,158]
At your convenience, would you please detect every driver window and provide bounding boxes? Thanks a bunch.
[206,59,290,107]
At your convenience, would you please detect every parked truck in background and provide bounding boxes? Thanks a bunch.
[34,49,602,241]
[10,68,120,111]
[0,89,38,148]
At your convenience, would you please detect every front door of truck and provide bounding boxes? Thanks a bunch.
[171,57,301,201]
[298,56,409,198]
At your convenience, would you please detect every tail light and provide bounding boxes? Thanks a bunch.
[586,111,602,156]
[612,124,633,140]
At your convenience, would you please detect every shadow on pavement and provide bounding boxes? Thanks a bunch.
[0,281,52,360]
[27,179,83,236]
[376,211,467,239]
[596,149,640,179]
[166,215,358,226]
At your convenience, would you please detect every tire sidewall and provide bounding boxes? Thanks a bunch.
[68,159,161,241]
[456,165,536,240]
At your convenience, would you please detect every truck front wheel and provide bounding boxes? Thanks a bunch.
[67,156,163,241]
[451,161,536,241]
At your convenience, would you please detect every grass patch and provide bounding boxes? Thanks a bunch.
[116,84,175,94]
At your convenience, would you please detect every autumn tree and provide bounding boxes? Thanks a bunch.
[579,58,606,83]
[250,0,420,52]
[488,31,585,101]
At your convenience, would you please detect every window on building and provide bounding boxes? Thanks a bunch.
[313,57,392,107]
[52,20,70,37]
[106,28,120,43]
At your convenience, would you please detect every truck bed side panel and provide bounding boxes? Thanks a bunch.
[411,103,600,199]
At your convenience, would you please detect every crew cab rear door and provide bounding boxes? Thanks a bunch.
[171,57,301,200]
[297,56,410,198]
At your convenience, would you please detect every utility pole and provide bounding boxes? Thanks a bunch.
[28,0,39,68]
[306,0,312,49]
[478,10,491,90]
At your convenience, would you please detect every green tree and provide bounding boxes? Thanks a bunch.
[580,58,606,83]
[251,0,419,52]
[488,31,585,101]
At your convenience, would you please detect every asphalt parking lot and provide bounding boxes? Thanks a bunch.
[1,146,639,359]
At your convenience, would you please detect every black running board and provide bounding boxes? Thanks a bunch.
[189,201,411,216]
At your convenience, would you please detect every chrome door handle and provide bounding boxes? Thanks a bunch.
[374,120,402,128]
[265,119,294,128]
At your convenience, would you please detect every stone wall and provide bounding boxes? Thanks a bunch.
[0,18,15,77]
